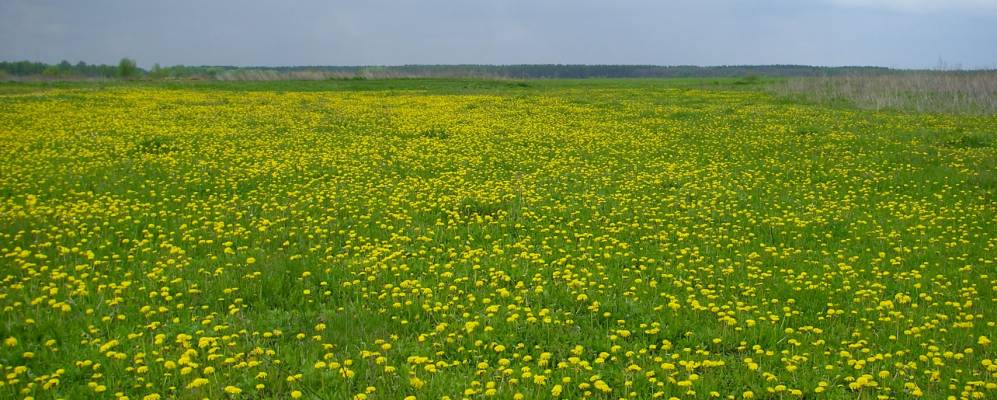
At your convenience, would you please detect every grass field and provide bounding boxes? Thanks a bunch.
[773,72,997,116]
[0,79,994,399]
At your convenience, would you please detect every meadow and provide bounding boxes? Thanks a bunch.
[0,78,994,399]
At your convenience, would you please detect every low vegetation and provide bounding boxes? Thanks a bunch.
[0,79,994,399]
[772,71,997,115]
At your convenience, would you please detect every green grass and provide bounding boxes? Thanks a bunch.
[0,78,994,400]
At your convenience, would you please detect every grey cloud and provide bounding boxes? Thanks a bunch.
[1,0,995,68]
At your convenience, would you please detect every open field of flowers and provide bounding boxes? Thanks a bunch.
[0,80,994,399]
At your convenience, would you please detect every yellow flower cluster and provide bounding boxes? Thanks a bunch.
[0,82,994,399]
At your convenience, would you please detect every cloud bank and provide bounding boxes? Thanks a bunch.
[1,0,995,68]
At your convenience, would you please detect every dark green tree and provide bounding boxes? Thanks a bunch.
[118,58,138,78]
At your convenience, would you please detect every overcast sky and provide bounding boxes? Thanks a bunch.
[2,0,996,69]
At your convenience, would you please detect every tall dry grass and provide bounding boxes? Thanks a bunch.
[212,68,514,81]
[771,71,997,115]
[213,69,360,81]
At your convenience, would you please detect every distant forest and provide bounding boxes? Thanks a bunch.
[0,59,974,80]
[0,60,122,78]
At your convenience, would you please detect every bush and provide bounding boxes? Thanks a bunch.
[118,58,138,78]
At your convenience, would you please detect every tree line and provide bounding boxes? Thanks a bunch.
[0,58,147,78]
[0,59,937,80]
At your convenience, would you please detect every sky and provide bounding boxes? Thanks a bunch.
[1,0,996,69]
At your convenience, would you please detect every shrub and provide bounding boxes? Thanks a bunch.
[118,58,138,79]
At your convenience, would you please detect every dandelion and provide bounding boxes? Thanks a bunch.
[1,78,992,400]
[186,378,209,389]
